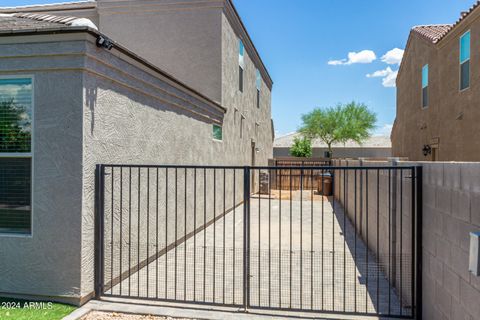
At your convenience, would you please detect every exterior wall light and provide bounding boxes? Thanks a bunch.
[422,144,432,157]
[96,36,114,50]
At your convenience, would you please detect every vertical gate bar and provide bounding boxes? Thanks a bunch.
[321,168,324,311]
[129,168,132,296]
[354,169,357,313]
[223,168,226,305]
[279,168,282,307]
[410,167,414,317]
[110,167,114,295]
[94,165,105,298]
[165,168,168,299]
[147,168,150,298]
[258,169,261,306]
[268,168,272,308]
[400,168,403,315]
[119,167,123,296]
[184,168,187,301]
[156,168,159,299]
[289,168,292,309]
[233,169,236,304]
[332,168,335,311]
[343,168,346,312]
[365,169,369,312]
[174,168,178,300]
[194,168,197,301]
[137,168,141,297]
[415,166,423,320]
[243,166,251,310]
[213,169,216,302]
[203,168,207,302]
[300,168,303,309]
[376,169,380,310]
[310,168,313,310]
[388,168,391,314]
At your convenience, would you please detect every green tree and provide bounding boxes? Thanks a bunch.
[299,101,376,157]
[0,99,31,152]
[290,136,312,157]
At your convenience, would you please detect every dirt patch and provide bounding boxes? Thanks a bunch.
[81,311,195,320]
[257,189,330,201]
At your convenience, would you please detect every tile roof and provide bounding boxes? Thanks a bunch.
[412,1,480,44]
[0,12,97,32]
[411,25,453,44]
[273,132,391,149]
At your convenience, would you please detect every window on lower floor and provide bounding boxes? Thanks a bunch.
[0,77,33,235]
[212,124,223,141]
[239,66,244,92]
[256,89,260,109]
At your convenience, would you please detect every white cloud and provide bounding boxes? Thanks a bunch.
[381,48,404,65]
[328,50,376,65]
[366,67,398,87]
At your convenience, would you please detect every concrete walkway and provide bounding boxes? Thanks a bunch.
[106,192,409,317]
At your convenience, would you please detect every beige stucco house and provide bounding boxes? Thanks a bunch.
[392,2,480,161]
[0,0,273,305]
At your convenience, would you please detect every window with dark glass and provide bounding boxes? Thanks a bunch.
[422,64,428,108]
[460,31,470,90]
[239,39,244,92]
[0,78,32,234]
[256,69,261,108]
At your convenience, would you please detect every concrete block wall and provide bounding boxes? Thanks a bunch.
[420,162,480,320]
[333,159,480,319]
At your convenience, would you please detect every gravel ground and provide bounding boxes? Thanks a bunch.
[81,311,195,320]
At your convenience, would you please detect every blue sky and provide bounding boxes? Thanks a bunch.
[2,0,477,136]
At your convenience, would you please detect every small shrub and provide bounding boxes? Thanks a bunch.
[290,136,312,158]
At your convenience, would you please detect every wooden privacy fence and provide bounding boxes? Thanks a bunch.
[269,157,331,190]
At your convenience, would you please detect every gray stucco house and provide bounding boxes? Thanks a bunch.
[0,0,273,305]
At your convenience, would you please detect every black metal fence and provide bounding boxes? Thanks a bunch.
[95,164,421,319]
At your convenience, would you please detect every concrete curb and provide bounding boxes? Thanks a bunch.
[62,299,390,320]
[62,304,92,320]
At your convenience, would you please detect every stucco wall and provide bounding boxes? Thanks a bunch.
[221,12,273,169]
[96,0,223,103]
[0,38,85,303]
[393,9,480,161]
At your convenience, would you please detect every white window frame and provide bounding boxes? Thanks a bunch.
[0,75,34,238]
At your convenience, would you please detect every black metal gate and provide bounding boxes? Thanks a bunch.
[95,164,422,318]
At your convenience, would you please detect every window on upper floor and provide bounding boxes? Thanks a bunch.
[0,77,33,235]
[256,69,261,108]
[422,64,428,108]
[460,30,470,91]
[212,124,223,141]
[239,39,245,93]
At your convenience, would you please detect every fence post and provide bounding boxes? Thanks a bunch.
[415,166,423,320]
[243,166,251,311]
[94,165,105,298]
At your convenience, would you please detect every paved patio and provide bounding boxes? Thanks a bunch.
[107,191,410,316]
